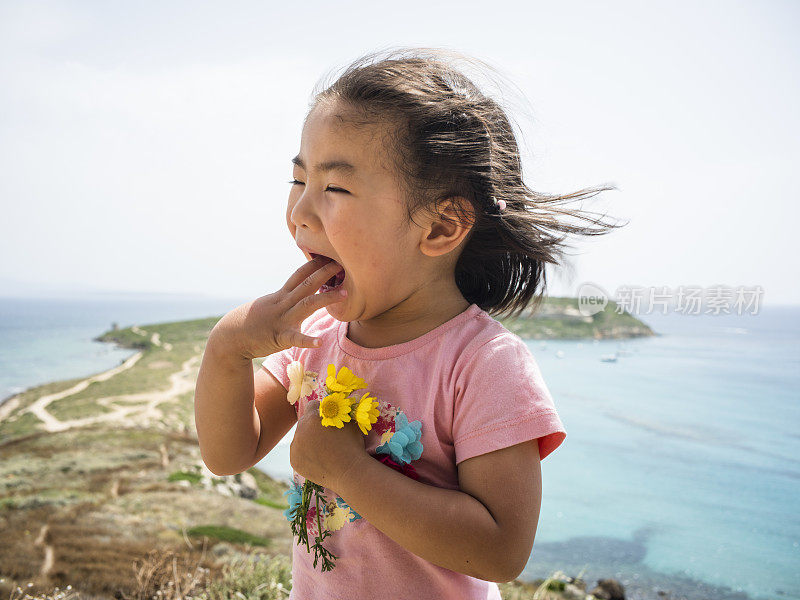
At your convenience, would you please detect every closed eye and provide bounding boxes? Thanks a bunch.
[288,179,349,194]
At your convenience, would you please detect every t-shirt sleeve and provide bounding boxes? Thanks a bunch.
[452,334,566,464]
[261,347,296,392]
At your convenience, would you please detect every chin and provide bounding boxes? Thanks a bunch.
[324,302,345,319]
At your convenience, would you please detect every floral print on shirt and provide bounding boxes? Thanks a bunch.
[283,361,423,536]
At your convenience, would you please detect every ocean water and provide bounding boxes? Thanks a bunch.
[512,308,800,600]
[1,295,798,600]
[257,306,800,600]
[0,294,246,401]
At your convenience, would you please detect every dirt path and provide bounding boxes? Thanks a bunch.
[18,351,145,431]
[2,329,199,433]
[33,524,54,577]
[0,396,20,423]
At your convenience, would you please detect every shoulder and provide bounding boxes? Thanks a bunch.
[453,312,536,389]
[450,312,557,426]
[450,314,565,463]
[460,308,529,355]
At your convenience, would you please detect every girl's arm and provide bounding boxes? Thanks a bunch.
[335,438,542,583]
[194,328,261,476]
[194,256,347,475]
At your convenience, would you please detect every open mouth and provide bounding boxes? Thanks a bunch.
[310,253,346,293]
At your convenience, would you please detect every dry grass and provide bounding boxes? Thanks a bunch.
[3,545,578,600]
[6,583,81,600]
[0,423,292,600]
[2,538,221,600]
[0,502,168,598]
[125,541,215,600]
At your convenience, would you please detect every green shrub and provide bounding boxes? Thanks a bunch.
[186,525,271,547]
[168,470,202,484]
[254,497,289,510]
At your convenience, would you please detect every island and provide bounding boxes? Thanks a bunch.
[499,296,655,340]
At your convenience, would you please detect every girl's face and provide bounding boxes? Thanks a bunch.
[286,101,428,324]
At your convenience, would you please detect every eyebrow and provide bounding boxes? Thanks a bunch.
[291,155,358,176]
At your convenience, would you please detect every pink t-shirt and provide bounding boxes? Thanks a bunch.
[261,302,566,600]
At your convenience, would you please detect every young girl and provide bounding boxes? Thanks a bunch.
[195,47,623,599]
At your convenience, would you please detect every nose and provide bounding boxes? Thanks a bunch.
[288,188,318,230]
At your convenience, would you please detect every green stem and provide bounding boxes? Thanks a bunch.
[303,481,311,552]
[315,489,323,540]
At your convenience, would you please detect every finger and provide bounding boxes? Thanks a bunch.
[285,286,347,329]
[284,258,345,307]
[281,255,333,294]
[281,329,329,350]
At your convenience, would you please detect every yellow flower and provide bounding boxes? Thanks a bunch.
[352,392,380,435]
[324,505,351,531]
[379,430,394,445]
[325,363,367,395]
[319,392,354,428]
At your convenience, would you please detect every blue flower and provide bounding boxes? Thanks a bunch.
[336,496,362,521]
[375,412,423,465]
[283,481,303,522]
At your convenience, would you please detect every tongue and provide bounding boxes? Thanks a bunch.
[325,266,345,287]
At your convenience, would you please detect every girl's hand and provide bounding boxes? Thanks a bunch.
[209,256,347,360]
[290,398,367,493]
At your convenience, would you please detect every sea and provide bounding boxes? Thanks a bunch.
[0,294,798,600]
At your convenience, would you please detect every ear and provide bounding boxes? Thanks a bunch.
[418,196,476,258]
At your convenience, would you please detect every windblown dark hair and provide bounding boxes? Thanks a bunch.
[306,46,628,320]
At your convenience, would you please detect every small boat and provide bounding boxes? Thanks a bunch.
[600,353,618,363]
[555,350,565,359]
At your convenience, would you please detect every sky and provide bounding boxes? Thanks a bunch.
[1,0,798,308]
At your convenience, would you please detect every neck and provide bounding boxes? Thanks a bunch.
[345,277,471,349]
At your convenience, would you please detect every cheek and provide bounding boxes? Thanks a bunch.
[352,226,403,270]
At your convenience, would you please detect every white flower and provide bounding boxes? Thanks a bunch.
[286,360,316,404]
[379,402,399,422]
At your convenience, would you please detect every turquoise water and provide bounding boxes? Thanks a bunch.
[257,307,800,600]
[513,308,800,600]
[1,296,797,600]
[0,294,244,401]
